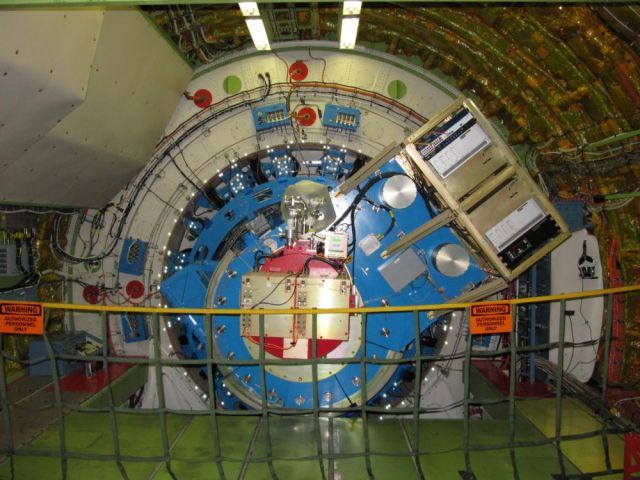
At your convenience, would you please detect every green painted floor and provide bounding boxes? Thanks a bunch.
[518,397,624,480]
[0,364,625,479]
[0,407,608,480]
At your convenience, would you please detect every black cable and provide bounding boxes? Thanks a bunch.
[302,255,343,275]
[365,339,404,354]
[418,187,438,219]
[87,213,99,253]
[331,172,403,228]
[172,73,270,145]
[566,313,576,373]
[2,234,39,292]
[405,159,440,218]
[14,238,26,275]
[253,249,267,270]
[0,235,43,293]
[256,289,296,307]
[364,197,395,239]
[579,278,598,358]
[129,385,145,408]
[350,208,357,281]
[168,151,217,207]
[51,73,272,265]
[192,205,215,218]
[334,374,355,407]
[250,273,296,309]
[0,274,39,293]
[177,146,206,187]
[253,249,285,271]
[145,186,175,209]
[51,177,146,263]
[290,153,307,176]
[25,236,35,274]
[307,47,327,82]
[339,169,432,264]
[380,213,395,240]
[106,208,119,239]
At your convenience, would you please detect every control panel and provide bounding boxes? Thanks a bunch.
[322,104,361,132]
[324,231,349,260]
[252,103,290,132]
[118,239,148,276]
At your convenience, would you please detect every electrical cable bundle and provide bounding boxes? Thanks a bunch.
[253,248,285,271]
[363,197,396,240]
[331,172,405,228]
[51,73,272,264]
[330,170,438,275]
[535,356,628,430]
[301,255,344,275]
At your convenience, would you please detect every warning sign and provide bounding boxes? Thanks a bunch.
[469,303,512,335]
[0,302,44,335]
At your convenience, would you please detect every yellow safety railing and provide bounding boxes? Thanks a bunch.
[1,284,638,480]
[41,284,640,314]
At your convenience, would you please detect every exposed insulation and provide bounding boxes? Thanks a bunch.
[0,213,65,373]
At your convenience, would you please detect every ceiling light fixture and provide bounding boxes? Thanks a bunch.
[238,2,270,51]
[343,1,362,15]
[340,16,360,50]
[238,2,259,16]
[340,2,362,49]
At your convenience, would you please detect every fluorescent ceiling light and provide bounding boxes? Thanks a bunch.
[239,2,259,17]
[340,16,360,49]
[343,1,362,15]
[245,17,271,51]
[239,3,270,51]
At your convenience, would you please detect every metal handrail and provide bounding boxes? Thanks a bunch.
[39,284,640,314]
[1,285,638,479]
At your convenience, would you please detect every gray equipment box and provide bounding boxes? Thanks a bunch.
[378,249,426,293]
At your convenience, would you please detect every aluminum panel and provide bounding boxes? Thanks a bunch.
[0,8,192,206]
[378,249,427,293]
[241,272,350,341]
[241,272,296,338]
[299,277,350,340]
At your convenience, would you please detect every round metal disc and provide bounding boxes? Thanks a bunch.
[433,243,470,277]
[380,175,417,209]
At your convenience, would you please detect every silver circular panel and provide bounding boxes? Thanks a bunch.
[380,175,417,209]
[433,243,470,277]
